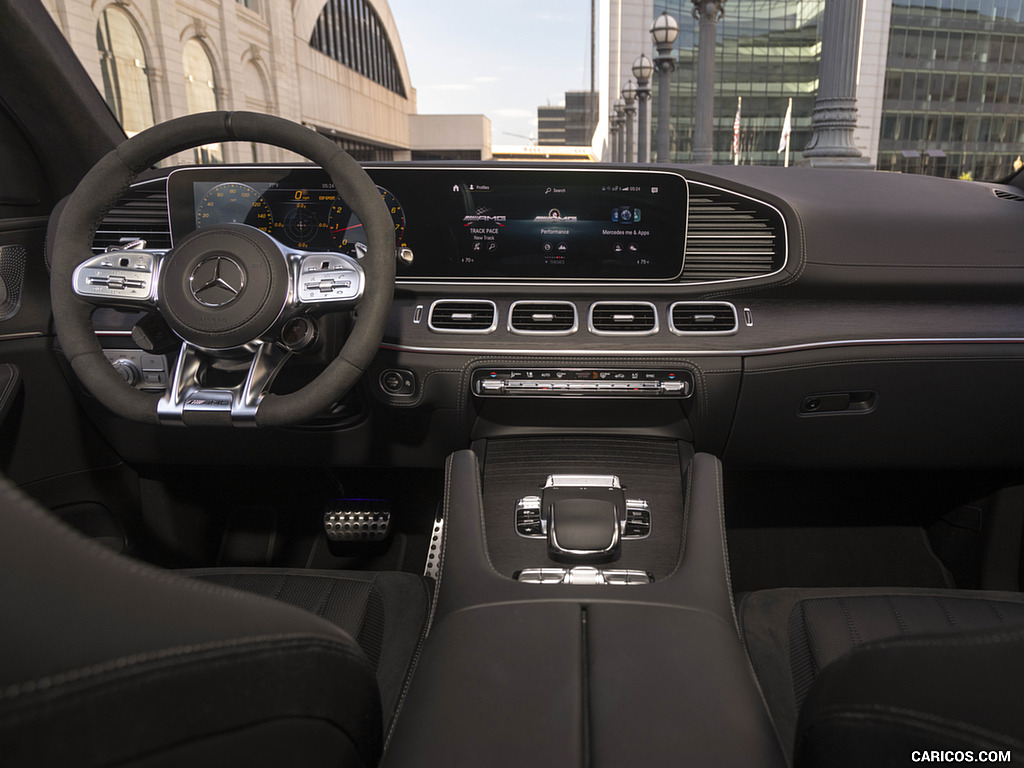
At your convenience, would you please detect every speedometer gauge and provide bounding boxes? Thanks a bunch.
[196,183,274,234]
[328,186,405,251]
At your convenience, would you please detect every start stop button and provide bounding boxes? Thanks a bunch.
[380,369,416,396]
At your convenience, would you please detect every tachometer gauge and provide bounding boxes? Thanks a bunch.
[328,186,406,251]
[196,183,274,234]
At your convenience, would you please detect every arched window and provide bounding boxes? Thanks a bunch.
[309,0,407,97]
[96,5,155,136]
[182,38,221,163]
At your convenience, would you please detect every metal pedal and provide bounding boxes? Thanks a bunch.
[324,499,392,542]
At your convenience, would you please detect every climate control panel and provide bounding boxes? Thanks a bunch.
[471,368,693,398]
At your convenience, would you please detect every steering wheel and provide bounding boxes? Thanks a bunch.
[50,111,395,427]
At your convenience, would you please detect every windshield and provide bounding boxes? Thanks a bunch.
[42,0,1024,180]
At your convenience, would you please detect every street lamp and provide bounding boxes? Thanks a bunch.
[632,54,654,163]
[614,98,626,162]
[622,79,637,163]
[651,12,678,163]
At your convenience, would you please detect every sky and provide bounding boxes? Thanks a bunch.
[387,0,595,147]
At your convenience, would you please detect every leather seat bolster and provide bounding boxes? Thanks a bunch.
[795,625,1024,767]
[0,635,381,768]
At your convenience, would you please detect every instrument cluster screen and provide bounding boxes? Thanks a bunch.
[167,166,687,281]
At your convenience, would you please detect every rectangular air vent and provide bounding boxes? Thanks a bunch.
[589,302,659,335]
[91,179,172,254]
[682,184,786,282]
[428,300,498,333]
[670,302,738,335]
[508,301,578,334]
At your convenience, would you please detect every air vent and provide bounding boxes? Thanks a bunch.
[994,188,1024,202]
[509,301,578,334]
[589,302,659,335]
[428,300,497,333]
[682,183,786,282]
[670,302,738,335]
[91,179,171,254]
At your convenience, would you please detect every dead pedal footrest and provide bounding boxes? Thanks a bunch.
[324,499,392,542]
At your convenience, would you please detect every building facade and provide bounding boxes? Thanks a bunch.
[877,0,1024,180]
[538,91,599,147]
[43,0,417,163]
[603,0,1024,177]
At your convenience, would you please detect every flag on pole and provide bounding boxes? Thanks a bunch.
[777,97,792,154]
[732,97,742,166]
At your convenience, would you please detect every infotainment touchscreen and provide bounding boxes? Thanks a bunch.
[167,166,688,281]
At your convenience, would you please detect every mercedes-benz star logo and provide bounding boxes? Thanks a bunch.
[189,255,246,308]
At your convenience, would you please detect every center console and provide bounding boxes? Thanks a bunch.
[382,440,787,767]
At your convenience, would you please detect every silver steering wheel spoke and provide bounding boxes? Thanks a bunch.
[72,248,165,307]
[157,340,292,425]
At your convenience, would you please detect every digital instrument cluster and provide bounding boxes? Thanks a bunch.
[168,166,689,281]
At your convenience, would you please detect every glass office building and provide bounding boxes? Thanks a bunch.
[651,1,824,165]
[878,0,1024,179]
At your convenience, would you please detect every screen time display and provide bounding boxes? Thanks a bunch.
[167,167,688,281]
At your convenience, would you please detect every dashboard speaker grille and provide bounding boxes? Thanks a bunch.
[91,179,172,254]
[670,302,738,334]
[682,184,785,282]
[509,301,577,333]
[428,300,497,332]
[590,302,658,334]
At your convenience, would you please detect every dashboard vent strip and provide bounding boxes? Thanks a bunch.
[589,302,658,335]
[428,300,498,333]
[509,301,577,334]
[91,179,171,254]
[670,302,738,335]
[683,184,785,282]
[994,189,1024,203]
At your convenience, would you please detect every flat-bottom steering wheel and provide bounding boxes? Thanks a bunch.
[50,111,395,427]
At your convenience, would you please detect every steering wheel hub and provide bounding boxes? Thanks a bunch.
[159,223,289,350]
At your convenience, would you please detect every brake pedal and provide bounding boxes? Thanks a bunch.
[324,499,392,542]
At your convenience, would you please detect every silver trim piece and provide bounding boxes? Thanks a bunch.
[424,515,444,580]
[427,299,498,334]
[157,341,292,424]
[544,474,621,489]
[668,301,739,336]
[516,567,652,585]
[381,337,1024,358]
[588,301,660,336]
[508,300,579,336]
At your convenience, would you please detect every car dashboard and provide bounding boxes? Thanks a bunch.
[80,161,1024,474]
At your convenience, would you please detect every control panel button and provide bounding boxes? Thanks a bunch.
[471,368,694,398]
[379,369,416,396]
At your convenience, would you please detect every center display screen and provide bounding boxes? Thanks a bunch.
[167,166,688,281]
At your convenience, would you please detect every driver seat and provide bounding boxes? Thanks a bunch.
[0,474,430,768]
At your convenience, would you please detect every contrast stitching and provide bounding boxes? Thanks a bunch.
[0,634,356,701]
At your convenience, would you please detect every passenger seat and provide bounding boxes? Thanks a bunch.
[738,587,1024,766]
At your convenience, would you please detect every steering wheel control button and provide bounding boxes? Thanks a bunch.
[159,224,289,350]
[297,253,363,304]
[74,251,156,301]
[379,369,415,396]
